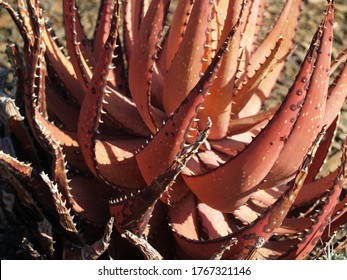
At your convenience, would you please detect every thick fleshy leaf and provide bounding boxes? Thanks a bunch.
[162,0,212,116]
[330,47,347,74]
[0,93,40,165]
[236,0,261,81]
[39,172,84,243]
[239,0,303,117]
[78,3,124,183]
[262,2,334,188]
[110,128,209,235]
[221,128,326,259]
[123,0,145,62]
[43,25,85,104]
[228,105,277,136]
[93,0,112,60]
[62,1,149,136]
[252,0,267,50]
[232,37,285,116]
[0,151,43,214]
[294,169,338,208]
[63,0,95,91]
[197,0,243,139]
[69,175,117,225]
[282,139,346,259]
[323,57,347,127]
[164,0,195,71]
[128,0,170,133]
[125,1,152,57]
[304,117,338,183]
[93,139,146,189]
[136,18,241,186]
[183,19,322,212]
[171,130,324,259]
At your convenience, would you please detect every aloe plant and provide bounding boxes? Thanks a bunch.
[0,0,346,259]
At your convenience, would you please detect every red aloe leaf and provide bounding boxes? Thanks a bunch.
[16,0,34,42]
[224,129,326,259]
[122,0,142,62]
[18,1,47,117]
[110,126,209,236]
[274,217,313,236]
[247,0,303,77]
[0,93,40,165]
[171,130,324,259]
[196,201,234,238]
[282,139,347,260]
[0,157,43,217]
[257,239,299,259]
[39,172,84,244]
[68,175,117,225]
[75,4,152,188]
[102,88,152,137]
[240,0,303,117]
[262,2,334,188]
[252,0,267,50]
[0,1,31,48]
[232,37,285,116]
[164,0,195,71]
[183,18,322,212]
[169,193,201,243]
[63,0,95,92]
[93,139,146,189]
[215,0,230,28]
[228,105,278,136]
[330,47,347,74]
[236,0,262,81]
[304,117,338,183]
[136,17,242,186]
[294,169,338,208]
[208,137,245,157]
[45,80,80,131]
[323,57,347,127]
[0,150,32,181]
[162,0,212,116]
[201,2,220,72]
[77,2,121,180]
[169,197,238,259]
[128,0,170,133]
[122,0,151,63]
[197,0,243,139]
[121,230,163,260]
[93,1,126,91]
[93,0,112,60]
[35,117,85,214]
[43,27,86,104]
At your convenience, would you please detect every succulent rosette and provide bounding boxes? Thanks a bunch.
[0,0,346,259]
